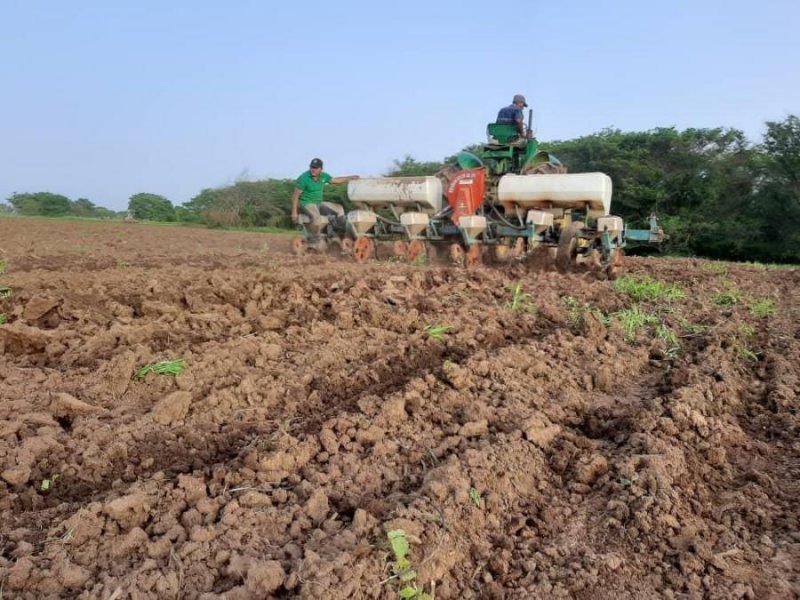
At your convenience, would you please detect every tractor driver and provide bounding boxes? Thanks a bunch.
[496,94,529,140]
[290,158,359,244]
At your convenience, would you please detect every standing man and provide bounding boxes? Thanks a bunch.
[496,94,529,139]
[290,158,359,244]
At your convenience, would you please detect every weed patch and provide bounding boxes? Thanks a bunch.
[748,297,776,318]
[713,287,743,306]
[614,276,685,302]
[615,305,659,342]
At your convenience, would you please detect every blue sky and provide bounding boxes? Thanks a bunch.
[1,0,798,211]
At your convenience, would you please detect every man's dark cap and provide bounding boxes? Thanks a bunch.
[310,158,323,168]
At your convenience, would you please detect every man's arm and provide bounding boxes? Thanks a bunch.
[331,175,360,184]
[290,187,302,224]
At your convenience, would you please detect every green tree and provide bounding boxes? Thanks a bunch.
[71,197,97,216]
[7,192,72,216]
[751,115,800,261]
[128,193,175,221]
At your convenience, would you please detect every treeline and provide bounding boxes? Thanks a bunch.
[3,115,798,262]
[2,192,120,219]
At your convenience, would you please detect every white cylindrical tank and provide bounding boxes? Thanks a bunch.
[347,176,443,214]
[497,173,613,217]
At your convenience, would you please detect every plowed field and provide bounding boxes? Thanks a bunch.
[1,218,798,599]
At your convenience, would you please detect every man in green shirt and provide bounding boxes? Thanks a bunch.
[291,158,359,243]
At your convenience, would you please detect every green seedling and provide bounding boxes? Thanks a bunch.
[748,297,776,318]
[40,474,60,492]
[134,358,187,380]
[0,313,6,325]
[615,305,659,342]
[386,530,431,600]
[469,487,483,509]
[506,281,536,313]
[614,276,685,302]
[424,324,452,341]
[0,286,12,298]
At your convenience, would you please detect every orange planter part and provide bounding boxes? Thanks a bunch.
[447,168,486,223]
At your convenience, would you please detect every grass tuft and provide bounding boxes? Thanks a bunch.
[614,276,685,302]
[713,287,742,306]
[748,297,776,318]
[615,305,659,342]
[506,281,536,313]
[424,324,452,341]
[134,358,187,380]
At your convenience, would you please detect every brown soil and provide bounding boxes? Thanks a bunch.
[0,218,798,599]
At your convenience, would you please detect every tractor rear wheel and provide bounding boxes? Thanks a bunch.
[556,222,582,273]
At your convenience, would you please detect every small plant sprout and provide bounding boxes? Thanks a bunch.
[506,281,535,312]
[748,296,776,318]
[40,474,60,492]
[134,358,187,380]
[0,313,6,325]
[386,530,432,600]
[0,286,12,298]
[614,276,685,302]
[424,324,452,341]
[469,487,483,509]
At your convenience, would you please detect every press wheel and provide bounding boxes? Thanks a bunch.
[606,248,623,280]
[407,240,426,263]
[556,222,582,273]
[465,244,482,268]
[353,237,374,263]
[393,240,408,258]
[292,236,307,256]
[510,237,526,258]
[449,243,465,266]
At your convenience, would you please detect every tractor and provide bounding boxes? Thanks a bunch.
[294,111,665,277]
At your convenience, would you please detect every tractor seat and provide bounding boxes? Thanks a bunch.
[487,122,522,145]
